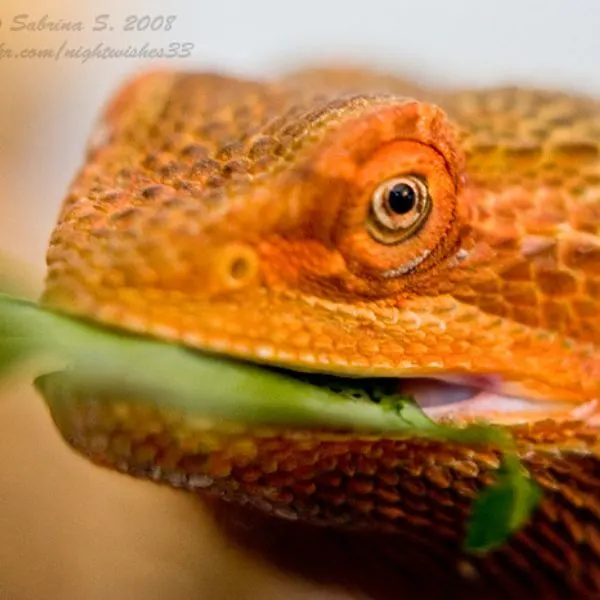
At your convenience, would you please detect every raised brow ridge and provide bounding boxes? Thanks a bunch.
[63,71,413,221]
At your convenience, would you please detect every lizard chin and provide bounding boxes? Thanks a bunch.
[400,377,596,425]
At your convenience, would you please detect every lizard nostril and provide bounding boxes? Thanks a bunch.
[230,256,251,280]
[216,243,259,290]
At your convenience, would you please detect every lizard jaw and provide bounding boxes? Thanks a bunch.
[38,289,597,426]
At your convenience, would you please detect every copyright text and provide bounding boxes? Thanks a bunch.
[0,41,195,62]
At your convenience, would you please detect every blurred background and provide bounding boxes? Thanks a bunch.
[1,0,599,598]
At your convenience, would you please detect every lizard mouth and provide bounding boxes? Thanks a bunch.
[29,288,595,427]
[274,367,591,426]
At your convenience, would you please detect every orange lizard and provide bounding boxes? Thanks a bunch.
[38,67,600,598]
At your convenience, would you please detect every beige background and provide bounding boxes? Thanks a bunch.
[1,1,599,599]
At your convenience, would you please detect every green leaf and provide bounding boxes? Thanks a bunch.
[465,454,542,553]
[0,337,34,377]
[0,298,38,376]
[0,292,542,553]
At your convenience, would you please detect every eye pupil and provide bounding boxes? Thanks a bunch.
[387,183,416,215]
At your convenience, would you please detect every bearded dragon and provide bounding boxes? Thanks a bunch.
[36,67,600,598]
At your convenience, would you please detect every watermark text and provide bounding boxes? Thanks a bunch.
[0,40,195,62]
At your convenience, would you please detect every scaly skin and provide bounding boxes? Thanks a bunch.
[38,68,600,597]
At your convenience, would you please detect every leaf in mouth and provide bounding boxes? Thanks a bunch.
[0,291,541,552]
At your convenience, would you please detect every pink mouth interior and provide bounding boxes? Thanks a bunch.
[400,377,589,425]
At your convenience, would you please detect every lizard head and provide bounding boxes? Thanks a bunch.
[37,71,600,592]
[42,70,600,425]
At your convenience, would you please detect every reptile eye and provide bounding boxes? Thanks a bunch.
[367,175,432,244]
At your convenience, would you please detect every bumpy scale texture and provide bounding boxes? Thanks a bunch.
[39,68,600,597]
